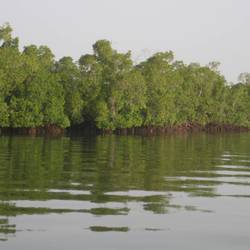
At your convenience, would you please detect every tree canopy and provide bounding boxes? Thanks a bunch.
[0,23,249,130]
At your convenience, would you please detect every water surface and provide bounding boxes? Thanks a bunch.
[0,133,250,249]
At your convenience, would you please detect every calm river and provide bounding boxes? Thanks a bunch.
[0,133,250,249]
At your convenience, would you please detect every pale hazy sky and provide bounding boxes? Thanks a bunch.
[1,0,249,82]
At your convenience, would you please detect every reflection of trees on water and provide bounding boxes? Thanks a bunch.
[0,215,16,241]
[0,133,249,239]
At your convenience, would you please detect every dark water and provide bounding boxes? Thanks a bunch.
[0,133,250,249]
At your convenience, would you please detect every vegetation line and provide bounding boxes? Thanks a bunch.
[0,23,249,135]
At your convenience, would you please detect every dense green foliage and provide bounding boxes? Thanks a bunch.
[0,23,249,130]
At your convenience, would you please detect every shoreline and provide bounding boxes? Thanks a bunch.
[0,123,249,136]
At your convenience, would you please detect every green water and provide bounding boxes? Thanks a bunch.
[0,133,250,249]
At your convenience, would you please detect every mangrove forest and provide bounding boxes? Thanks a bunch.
[0,23,250,134]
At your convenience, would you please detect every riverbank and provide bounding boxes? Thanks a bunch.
[0,125,65,136]
[101,123,250,136]
[1,123,249,136]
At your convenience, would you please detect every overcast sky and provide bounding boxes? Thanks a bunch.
[1,0,249,82]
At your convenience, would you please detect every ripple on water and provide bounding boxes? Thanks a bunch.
[0,134,250,249]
